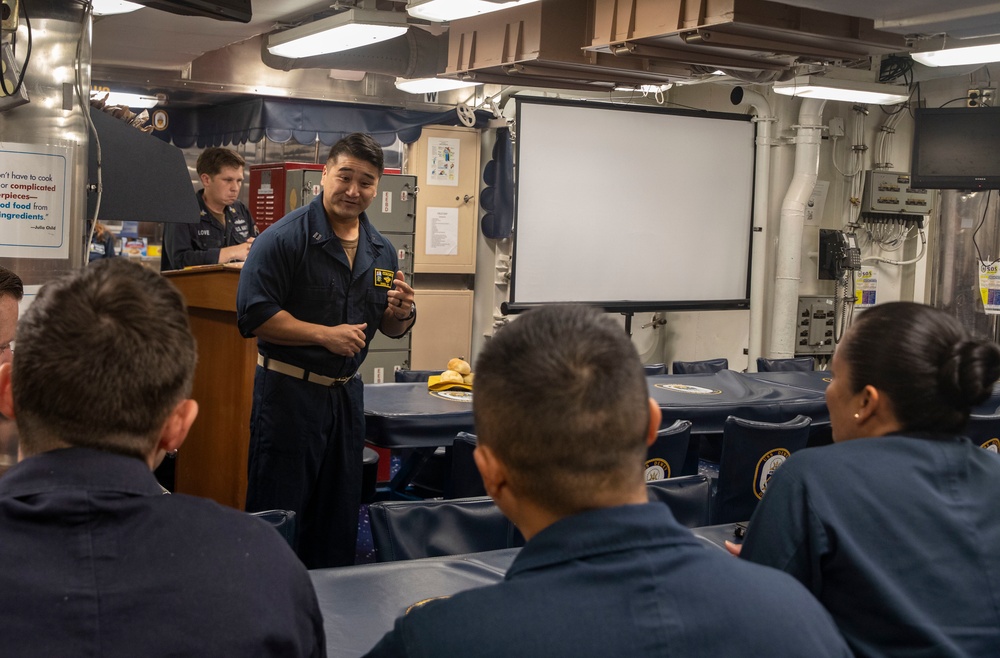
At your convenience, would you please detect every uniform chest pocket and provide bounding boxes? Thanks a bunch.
[293,284,342,325]
[193,231,219,250]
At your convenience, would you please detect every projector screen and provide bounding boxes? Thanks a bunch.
[508,98,755,313]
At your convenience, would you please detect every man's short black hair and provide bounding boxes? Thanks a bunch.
[473,305,650,515]
[326,133,384,175]
[0,266,23,302]
[13,259,197,459]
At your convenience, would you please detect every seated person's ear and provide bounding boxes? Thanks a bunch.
[157,399,199,455]
[646,398,662,447]
[473,444,506,499]
[0,364,14,419]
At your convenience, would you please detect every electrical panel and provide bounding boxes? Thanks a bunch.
[861,171,934,218]
[363,174,417,385]
[248,162,325,232]
[796,296,835,355]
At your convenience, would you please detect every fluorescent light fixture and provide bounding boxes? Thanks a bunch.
[406,0,539,22]
[91,0,144,15]
[613,83,673,93]
[266,9,408,59]
[911,42,1000,68]
[94,91,160,108]
[773,76,910,105]
[394,77,481,94]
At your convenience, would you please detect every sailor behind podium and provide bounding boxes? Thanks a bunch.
[364,304,850,658]
[0,259,325,657]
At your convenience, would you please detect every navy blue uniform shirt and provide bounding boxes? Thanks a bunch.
[161,189,257,271]
[237,194,399,378]
[0,447,326,657]
[365,503,850,658]
[741,434,1000,658]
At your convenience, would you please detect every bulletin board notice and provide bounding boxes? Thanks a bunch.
[0,142,71,259]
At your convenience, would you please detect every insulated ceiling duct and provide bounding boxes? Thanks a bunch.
[588,0,908,68]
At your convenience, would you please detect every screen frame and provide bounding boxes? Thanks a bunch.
[506,96,755,315]
[911,106,1000,190]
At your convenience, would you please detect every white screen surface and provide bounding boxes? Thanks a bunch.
[509,98,755,311]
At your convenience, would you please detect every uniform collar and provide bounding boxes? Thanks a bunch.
[195,188,235,219]
[306,195,384,272]
[0,446,164,499]
[505,503,700,580]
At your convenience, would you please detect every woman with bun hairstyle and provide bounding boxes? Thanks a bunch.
[733,302,1000,658]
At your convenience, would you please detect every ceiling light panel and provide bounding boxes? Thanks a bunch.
[266,9,409,59]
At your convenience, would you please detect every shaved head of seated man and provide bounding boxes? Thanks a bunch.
[364,304,851,658]
[0,259,324,657]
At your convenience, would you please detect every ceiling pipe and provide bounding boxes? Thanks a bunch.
[260,27,448,78]
[730,86,776,371]
[769,97,827,359]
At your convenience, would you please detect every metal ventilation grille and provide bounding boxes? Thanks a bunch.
[443,0,910,90]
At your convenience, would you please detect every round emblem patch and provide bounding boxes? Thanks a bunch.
[982,438,1000,453]
[753,448,790,499]
[644,458,670,481]
[654,383,722,395]
[428,390,473,403]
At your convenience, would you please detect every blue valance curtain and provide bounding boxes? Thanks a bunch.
[154,98,489,148]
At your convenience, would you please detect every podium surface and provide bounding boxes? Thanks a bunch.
[164,265,254,509]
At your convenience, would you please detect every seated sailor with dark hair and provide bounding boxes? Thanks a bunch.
[0,258,325,657]
[364,304,850,658]
[734,301,1000,658]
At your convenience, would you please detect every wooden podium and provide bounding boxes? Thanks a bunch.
[163,265,255,509]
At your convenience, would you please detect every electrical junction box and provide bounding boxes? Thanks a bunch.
[796,296,835,355]
[249,162,324,232]
[861,171,934,218]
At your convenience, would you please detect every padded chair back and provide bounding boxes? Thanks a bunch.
[369,497,525,562]
[446,432,486,499]
[714,414,812,524]
[756,357,814,372]
[393,369,440,383]
[643,363,667,376]
[965,414,1000,452]
[645,420,692,481]
[671,358,728,374]
[250,509,297,550]
[646,474,712,528]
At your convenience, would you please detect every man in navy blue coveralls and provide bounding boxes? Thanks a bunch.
[364,305,850,658]
[161,147,257,271]
[237,133,416,568]
[0,260,325,657]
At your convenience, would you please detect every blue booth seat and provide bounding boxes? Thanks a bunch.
[369,497,524,562]
[672,358,728,374]
[249,509,297,550]
[645,474,712,528]
[394,369,441,383]
[756,357,814,372]
[713,414,812,525]
[645,420,692,481]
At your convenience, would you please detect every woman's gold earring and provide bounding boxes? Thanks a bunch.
[853,413,860,419]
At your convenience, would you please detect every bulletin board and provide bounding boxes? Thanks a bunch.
[508,97,755,313]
